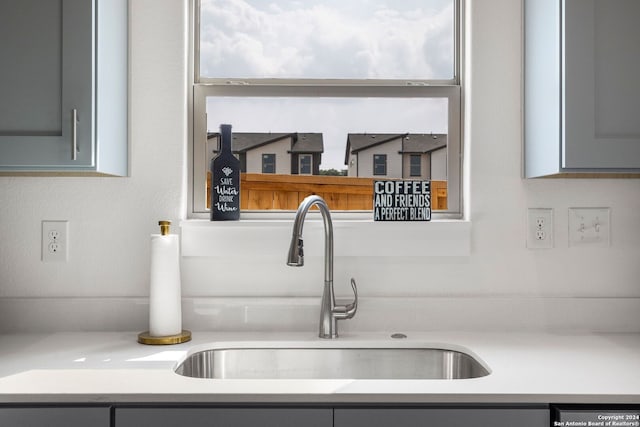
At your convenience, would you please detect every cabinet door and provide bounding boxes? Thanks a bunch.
[0,0,94,169]
[0,407,110,427]
[334,408,549,427]
[563,0,640,169]
[115,407,333,427]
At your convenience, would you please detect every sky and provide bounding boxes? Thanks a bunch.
[201,0,454,170]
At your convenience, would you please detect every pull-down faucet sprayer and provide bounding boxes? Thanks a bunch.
[287,195,358,339]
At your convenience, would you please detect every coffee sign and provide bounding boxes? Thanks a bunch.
[373,180,431,221]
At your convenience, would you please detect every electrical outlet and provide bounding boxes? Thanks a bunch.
[42,220,68,262]
[527,208,553,249]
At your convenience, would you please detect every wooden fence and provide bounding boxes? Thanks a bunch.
[208,173,447,211]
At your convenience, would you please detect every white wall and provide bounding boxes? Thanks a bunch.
[356,138,403,178]
[0,0,188,298]
[347,153,357,177]
[0,0,639,332]
[431,148,447,181]
[245,137,291,175]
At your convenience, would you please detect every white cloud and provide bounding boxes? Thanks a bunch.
[200,0,454,79]
[201,0,453,169]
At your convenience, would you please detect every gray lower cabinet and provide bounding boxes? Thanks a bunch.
[524,0,640,177]
[0,407,110,427]
[0,0,128,175]
[0,405,550,426]
[115,407,333,427]
[115,406,549,427]
[334,408,550,427]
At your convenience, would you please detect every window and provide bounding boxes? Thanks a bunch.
[373,154,387,176]
[191,0,463,217]
[299,154,312,175]
[262,154,276,174]
[410,154,422,177]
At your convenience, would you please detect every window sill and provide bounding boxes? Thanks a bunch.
[181,218,471,258]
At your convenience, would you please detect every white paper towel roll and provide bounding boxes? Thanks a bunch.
[149,234,182,337]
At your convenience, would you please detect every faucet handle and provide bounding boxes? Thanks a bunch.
[333,278,358,319]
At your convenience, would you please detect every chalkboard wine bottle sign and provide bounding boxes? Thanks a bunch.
[210,124,240,221]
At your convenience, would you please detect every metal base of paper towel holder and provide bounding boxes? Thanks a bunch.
[137,330,192,345]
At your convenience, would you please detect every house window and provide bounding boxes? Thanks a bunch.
[262,154,276,174]
[299,154,312,175]
[191,0,463,216]
[373,155,387,176]
[410,154,422,177]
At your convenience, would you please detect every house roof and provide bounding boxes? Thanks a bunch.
[401,133,447,153]
[207,132,323,153]
[290,133,324,153]
[345,133,447,164]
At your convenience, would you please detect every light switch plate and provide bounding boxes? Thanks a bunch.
[568,208,610,247]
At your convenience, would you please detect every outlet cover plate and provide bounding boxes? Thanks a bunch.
[527,208,553,249]
[42,220,69,262]
[568,208,610,248]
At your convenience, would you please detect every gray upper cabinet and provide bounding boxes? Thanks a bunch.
[0,0,128,176]
[524,0,640,177]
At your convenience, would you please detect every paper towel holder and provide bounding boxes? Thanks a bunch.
[138,220,192,345]
[158,220,171,235]
[138,330,192,345]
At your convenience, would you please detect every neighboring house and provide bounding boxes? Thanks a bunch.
[344,133,447,180]
[207,132,323,175]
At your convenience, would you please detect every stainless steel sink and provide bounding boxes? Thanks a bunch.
[174,346,490,380]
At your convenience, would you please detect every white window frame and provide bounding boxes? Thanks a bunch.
[373,154,388,176]
[298,154,313,176]
[262,153,276,174]
[188,0,464,220]
[410,154,422,177]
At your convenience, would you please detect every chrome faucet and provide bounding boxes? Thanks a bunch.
[287,195,358,339]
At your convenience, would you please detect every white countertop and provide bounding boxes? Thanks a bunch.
[0,331,639,404]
